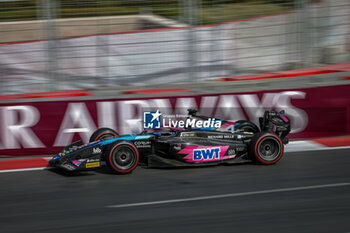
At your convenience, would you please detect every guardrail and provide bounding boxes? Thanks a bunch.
[0,0,349,94]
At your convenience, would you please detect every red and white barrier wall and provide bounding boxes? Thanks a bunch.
[0,83,350,157]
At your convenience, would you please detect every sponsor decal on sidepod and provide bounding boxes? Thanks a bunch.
[178,146,233,162]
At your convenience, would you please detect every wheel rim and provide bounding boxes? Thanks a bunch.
[112,146,137,171]
[257,137,281,161]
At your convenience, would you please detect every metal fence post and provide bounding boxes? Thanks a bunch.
[43,0,59,91]
[185,0,197,83]
[299,0,311,68]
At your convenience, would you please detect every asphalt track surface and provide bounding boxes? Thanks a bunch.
[1,149,350,233]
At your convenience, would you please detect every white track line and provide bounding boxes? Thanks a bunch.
[285,141,323,152]
[0,167,53,173]
[107,183,350,208]
[285,141,350,152]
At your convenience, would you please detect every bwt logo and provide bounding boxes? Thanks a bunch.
[193,147,221,161]
[143,110,162,129]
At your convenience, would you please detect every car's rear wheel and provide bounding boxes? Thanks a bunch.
[89,128,118,142]
[235,120,260,134]
[106,142,139,174]
[249,132,284,164]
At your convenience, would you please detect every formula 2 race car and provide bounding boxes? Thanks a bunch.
[49,109,291,174]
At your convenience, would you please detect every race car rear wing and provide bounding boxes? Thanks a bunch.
[259,110,290,144]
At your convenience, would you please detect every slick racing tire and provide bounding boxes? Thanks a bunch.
[89,128,118,142]
[249,132,284,165]
[235,120,260,134]
[106,142,139,174]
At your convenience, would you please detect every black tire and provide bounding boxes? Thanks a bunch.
[235,120,260,134]
[89,128,118,142]
[106,141,139,174]
[249,132,284,165]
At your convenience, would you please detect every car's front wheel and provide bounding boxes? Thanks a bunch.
[106,142,139,174]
